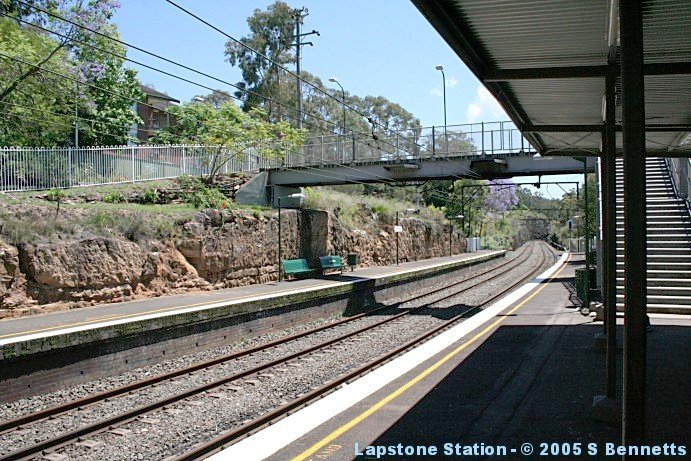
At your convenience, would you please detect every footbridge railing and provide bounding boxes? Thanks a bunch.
[285,121,535,168]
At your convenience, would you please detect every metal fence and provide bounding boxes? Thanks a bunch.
[285,121,535,167]
[0,121,535,192]
[0,144,281,192]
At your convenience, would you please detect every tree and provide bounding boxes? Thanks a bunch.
[0,1,142,146]
[151,101,306,184]
[485,179,518,211]
[0,0,120,103]
[72,24,143,146]
[0,17,74,146]
[224,1,298,118]
[192,90,235,109]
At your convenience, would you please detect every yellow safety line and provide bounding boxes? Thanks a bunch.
[291,253,571,461]
[0,253,497,341]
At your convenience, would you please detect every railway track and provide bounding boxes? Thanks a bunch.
[0,242,555,461]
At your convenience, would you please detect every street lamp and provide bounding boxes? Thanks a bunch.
[328,78,346,135]
[277,192,306,281]
[395,208,419,265]
[435,65,448,153]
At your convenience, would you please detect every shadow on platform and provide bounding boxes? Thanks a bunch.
[357,321,690,459]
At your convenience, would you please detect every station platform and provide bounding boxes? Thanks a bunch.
[216,254,690,460]
[0,250,504,352]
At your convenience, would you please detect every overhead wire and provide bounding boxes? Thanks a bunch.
[0,99,158,135]
[11,2,484,179]
[9,8,434,163]
[6,2,487,198]
[0,109,134,140]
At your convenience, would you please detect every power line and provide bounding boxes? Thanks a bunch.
[163,0,419,140]
[0,99,158,135]
[0,109,134,141]
[4,7,353,139]
[5,9,417,159]
[4,7,480,186]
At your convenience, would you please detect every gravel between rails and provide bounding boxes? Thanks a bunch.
[8,243,553,461]
[0,249,516,422]
[0,249,519,456]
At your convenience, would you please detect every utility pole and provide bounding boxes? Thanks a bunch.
[74,82,79,149]
[292,8,319,130]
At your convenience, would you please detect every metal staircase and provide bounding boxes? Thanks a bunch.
[615,157,691,313]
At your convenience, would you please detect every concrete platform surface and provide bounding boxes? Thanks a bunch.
[253,255,690,461]
[0,250,503,346]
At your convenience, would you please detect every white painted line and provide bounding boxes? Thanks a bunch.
[0,252,503,347]
[208,252,569,461]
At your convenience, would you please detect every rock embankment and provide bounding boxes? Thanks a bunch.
[0,207,462,319]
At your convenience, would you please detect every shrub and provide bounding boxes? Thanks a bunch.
[103,191,125,203]
[46,188,66,202]
[46,188,67,217]
[175,174,204,191]
[185,186,228,209]
[141,188,159,205]
[89,210,113,231]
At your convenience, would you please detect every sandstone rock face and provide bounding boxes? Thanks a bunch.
[17,237,209,310]
[0,240,32,316]
[178,209,300,288]
[0,207,462,318]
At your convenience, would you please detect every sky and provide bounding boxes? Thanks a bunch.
[112,0,582,197]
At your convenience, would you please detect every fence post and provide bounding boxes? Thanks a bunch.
[352,135,356,163]
[321,135,325,165]
[182,146,186,174]
[131,145,135,183]
[481,121,485,155]
[68,147,73,188]
[432,126,436,158]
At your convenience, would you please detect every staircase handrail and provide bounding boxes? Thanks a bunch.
[665,157,691,216]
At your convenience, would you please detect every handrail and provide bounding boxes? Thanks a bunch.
[665,157,691,216]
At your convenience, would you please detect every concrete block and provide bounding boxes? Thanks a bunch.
[591,394,621,426]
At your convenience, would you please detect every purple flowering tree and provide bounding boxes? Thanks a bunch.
[485,179,519,211]
[0,1,120,102]
[1,0,142,145]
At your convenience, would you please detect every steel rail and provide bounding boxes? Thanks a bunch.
[0,248,535,460]
[1,245,544,461]
[0,248,525,436]
[171,242,551,461]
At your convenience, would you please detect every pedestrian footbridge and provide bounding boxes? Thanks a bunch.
[261,121,596,190]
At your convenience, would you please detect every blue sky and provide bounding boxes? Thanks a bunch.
[112,0,582,197]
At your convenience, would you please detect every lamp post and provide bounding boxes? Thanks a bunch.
[329,77,347,162]
[277,192,306,281]
[395,208,419,265]
[435,65,448,153]
[328,77,346,135]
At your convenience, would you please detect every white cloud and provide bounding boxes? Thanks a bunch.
[466,85,507,123]
[430,77,458,96]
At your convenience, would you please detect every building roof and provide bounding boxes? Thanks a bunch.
[140,84,180,103]
[412,0,691,155]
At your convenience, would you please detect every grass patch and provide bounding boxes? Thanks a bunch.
[304,187,447,230]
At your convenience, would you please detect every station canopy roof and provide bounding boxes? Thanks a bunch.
[412,0,691,156]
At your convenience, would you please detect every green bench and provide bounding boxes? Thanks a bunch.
[281,258,314,279]
[318,255,346,275]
